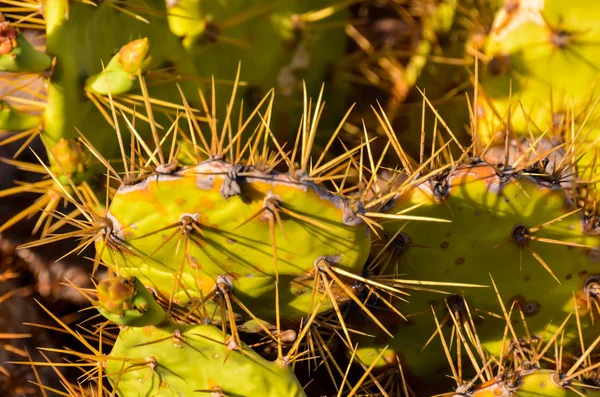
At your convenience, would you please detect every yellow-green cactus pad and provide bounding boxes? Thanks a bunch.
[477,0,600,155]
[106,321,306,397]
[353,162,600,390]
[98,159,370,321]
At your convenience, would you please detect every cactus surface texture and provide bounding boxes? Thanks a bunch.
[0,1,600,397]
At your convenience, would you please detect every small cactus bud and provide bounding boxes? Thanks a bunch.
[96,277,166,327]
[97,277,137,316]
[118,37,150,74]
[0,22,17,55]
[51,139,89,175]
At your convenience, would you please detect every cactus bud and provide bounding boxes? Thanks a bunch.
[0,22,17,55]
[0,22,52,73]
[118,37,150,74]
[85,38,152,95]
[50,139,89,175]
[96,277,166,327]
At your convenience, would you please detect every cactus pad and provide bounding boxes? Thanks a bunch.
[99,159,370,321]
[353,161,600,389]
[106,320,306,396]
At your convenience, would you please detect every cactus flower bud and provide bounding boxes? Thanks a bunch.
[96,277,166,327]
[118,37,150,75]
[51,139,89,175]
[0,22,17,55]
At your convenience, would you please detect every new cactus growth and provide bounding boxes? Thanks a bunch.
[96,276,166,326]
[85,38,152,96]
[0,16,51,73]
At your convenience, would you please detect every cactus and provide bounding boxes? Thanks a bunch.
[344,156,600,393]
[10,78,600,397]
[106,319,307,397]
[459,368,600,397]
[475,0,600,200]
[95,276,167,327]
[2,1,600,396]
[444,296,600,397]
[94,277,307,396]
[99,157,371,321]
[0,0,352,238]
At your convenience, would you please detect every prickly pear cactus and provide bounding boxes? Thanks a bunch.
[15,82,600,396]
[99,158,371,321]
[475,0,600,175]
[3,3,600,396]
[95,276,306,397]
[349,159,600,394]
[95,276,166,327]
[106,319,307,397]
[0,0,352,237]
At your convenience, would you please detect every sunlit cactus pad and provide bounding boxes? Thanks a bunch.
[99,158,370,321]
[350,160,600,392]
[106,320,306,397]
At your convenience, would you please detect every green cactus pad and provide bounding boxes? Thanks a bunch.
[106,320,306,396]
[477,0,600,156]
[353,162,600,389]
[164,0,350,137]
[98,159,370,321]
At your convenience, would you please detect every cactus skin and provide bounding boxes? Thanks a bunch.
[105,320,306,397]
[352,161,600,391]
[98,159,370,321]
